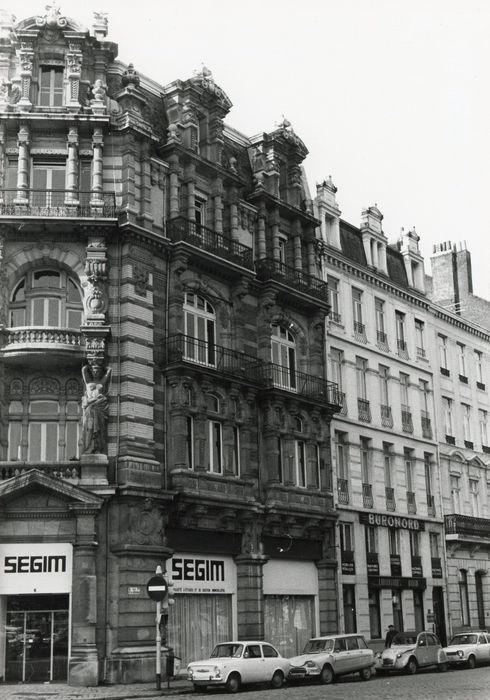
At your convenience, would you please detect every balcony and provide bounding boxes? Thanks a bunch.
[0,461,80,482]
[377,330,388,349]
[0,189,117,219]
[445,513,490,541]
[411,555,423,577]
[421,411,433,439]
[358,398,371,422]
[381,404,393,428]
[1,326,83,366]
[464,440,474,450]
[165,334,263,384]
[337,477,349,505]
[427,494,436,517]
[385,486,396,512]
[477,381,486,391]
[166,217,254,270]
[397,338,409,359]
[330,310,342,324]
[440,367,450,377]
[416,347,426,359]
[362,482,374,508]
[258,362,342,408]
[401,406,413,433]
[255,257,329,303]
[353,320,367,343]
[407,490,417,514]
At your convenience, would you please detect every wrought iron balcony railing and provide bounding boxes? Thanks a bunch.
[353,320,366,335]
[165,334,263,383]
[416,346,426,358]
[0,189,117,218]
[358,398,371,422]
[421,411,433,439]
[407,490,417,514]
[166,217,254,270]
[330,310,342,324]
[401,406,413,433]
[445,513,490,539]
[385,486,396,512]
[381,404,393,428]
[377,330,388,346]
[337,477,349,505]
[362,482,374,508]
[257,361,342,407]
[255,257,329,301]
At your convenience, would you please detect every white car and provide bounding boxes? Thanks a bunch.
[187,640,290,693]
[288,633,375,684]
[444,631,490,668]
[378,631,447,674]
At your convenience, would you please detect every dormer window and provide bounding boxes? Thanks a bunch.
[39,66,64,107]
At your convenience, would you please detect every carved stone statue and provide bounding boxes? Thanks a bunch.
[81,364,112,454]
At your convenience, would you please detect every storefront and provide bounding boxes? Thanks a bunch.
[0,543,72,683]
[262,560,319,657]
[167,553,237,667]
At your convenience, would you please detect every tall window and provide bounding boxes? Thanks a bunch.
[462,404,472,443]
[379,365,390,405]
[459,570,470,626]
[383,443,393,488]
[329,348,343,392]
[207,394,222,474]
[469,478,480,516]
[479,409,488,447]
[336,432,348,479]
[457,343,467,378]
[232,426,240,476]
[277,237,287,265]
[356,357,368,399]
[186,416,194,469]
[475,350,484,386]
[8,377,80,461]
[430,532,440,559]
[443,397,453,436]
[424,453,433,511]
[360,437,371,484]
[294,417,306,488]
[404,448,414,492]
[409,530,420,557]
[419,379,430,412]
[375,298,386,342]
[415,319,425,356]
[339,522,354,553]
[365,525,377,554]
[194,197,207,233]
[9,269,83,328]
[352,288,364,333]
[39,66,64,106]
[327,276,341,321]
[450,475,461,512]
[184,292,216,365]
[389,529,400,555]
[32,162,66,206]
[399,373,409,406]
[395,311,407,352]
[271,325,296,390]
[439,334,449,371]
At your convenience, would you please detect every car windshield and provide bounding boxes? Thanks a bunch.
[302,639,334,654]
[392,633,417,645]
[210,644,244,658]
[449,634,478,646]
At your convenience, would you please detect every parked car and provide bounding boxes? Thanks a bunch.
[443,631,490,668]
[187,640,290,693]
[288,633,375,684]
[377,631,447,674]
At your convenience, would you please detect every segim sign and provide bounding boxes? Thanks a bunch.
[0,543,73,594]
[169,554,236,594]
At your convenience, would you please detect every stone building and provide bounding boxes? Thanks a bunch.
[0,6,341,687]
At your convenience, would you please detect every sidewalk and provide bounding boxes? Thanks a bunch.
[0,679,194,700]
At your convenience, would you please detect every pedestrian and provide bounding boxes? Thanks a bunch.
[385,624,398,648]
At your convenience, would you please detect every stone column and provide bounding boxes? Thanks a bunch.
[91,127,104,212]
[185,164,195,221]
[235,555,268,639]
[257,202,267,259]
[317,523,339,634]
[168,158,180,219]
[229,187,239,241]
[15,123,30,204]
[293,220,302,271]
[213,177,223,235]
[306,237,316,276]
[271,208,280,262]
[66,125,79,207]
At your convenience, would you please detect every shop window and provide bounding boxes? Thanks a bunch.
[368,588,381,638]
[459,569,470,626]
[264,595,315,657]
[184,292,216,365]
[8,378,81,461]
[271,325,296,390]
[39,66,64,107]
[9,269,83,329]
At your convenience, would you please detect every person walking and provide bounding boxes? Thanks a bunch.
[385,624,398,648]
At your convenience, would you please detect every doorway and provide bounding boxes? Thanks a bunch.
[475,571,486,630]
[4,593,69,682]
[432,587,447,646]
[392,590,403,632]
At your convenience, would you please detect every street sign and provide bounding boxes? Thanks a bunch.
[147,575,168,602]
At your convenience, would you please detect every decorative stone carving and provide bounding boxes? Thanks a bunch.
[35,3,68,29]
[121,63,140,88]
[9,379,23,398]
[82,237,108,325]
[124,498,167,546]
[81,363,112,455]
[66,379,81,396]
[132,263,149,296]
[30,377,60,395]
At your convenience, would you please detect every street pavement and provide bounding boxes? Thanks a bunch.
[1,667,490,700]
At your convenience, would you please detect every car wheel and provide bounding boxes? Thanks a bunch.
[270,670,284,689]
[406,658,418,675]
[438,662,448,673]
[467,655,476,669]
[225,673,241,694]
[320,664,334,684]
[359,667,371,680]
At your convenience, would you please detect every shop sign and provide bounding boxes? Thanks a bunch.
[366,553,379,576]
[169,554,236,594]
[0,543,73,595]
[341,550,355,575]
[368,575,427,590]
[431,557,443,578]
[359,512,425,532]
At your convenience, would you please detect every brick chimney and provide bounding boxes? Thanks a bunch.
[430,241,473,313]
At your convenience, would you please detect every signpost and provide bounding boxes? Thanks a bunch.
[147,567,168,690]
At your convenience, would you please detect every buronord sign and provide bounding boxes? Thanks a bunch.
[359,512,426,531]
[0,543,73,594]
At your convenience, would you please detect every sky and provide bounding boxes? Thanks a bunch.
[4,0,490,299]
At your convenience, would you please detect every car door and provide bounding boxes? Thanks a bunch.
[332,636,349,674]
[356,635,372,669]
[476,634,488,663]
[241,644,263,683]
[425,633,439,666]
[345,636,361,672]
[261,644,280,679]
[415,633,429,666]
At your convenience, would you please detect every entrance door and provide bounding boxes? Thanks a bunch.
[475,571,486,630]
[432,587,447,647]
[4,594,69,682]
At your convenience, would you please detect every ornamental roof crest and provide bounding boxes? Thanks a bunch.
[35,2,67,29]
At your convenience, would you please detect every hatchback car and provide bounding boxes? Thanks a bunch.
[443,631,490,668]
[378,631,447,674]
[187,641,290,693]
[288,633,374,684]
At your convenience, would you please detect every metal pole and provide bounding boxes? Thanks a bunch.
[156,599,161,690]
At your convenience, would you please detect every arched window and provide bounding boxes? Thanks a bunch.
[184,292,216,365]
[8,377,81,462]
[9,269,83,329]
[271,324,296,390]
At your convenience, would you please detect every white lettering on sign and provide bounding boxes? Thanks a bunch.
[365,513,422,531]
[0,543,73,595]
